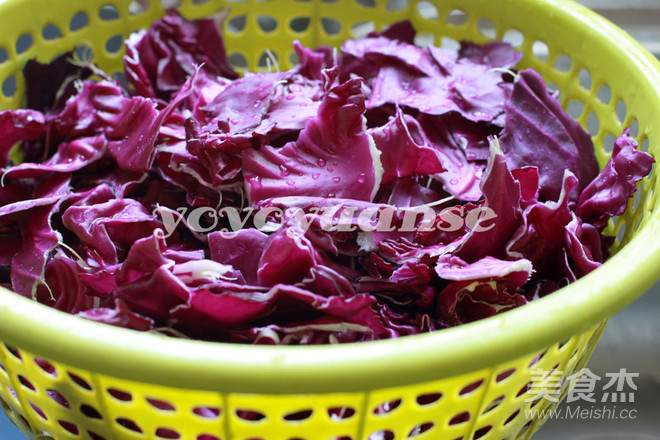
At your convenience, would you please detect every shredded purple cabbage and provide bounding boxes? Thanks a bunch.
[0,13,653,344]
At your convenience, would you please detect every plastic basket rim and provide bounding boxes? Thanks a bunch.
[1,0,660,395]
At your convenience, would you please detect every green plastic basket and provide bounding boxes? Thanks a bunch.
[0,0,659,439]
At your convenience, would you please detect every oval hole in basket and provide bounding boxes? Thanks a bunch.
[74,45,95,63]
[609,213,621,230]
[105,35,124,54]
[448,411,470,425]
[532,40,548,62]
[145,398,175,412]
[496,368,516,382]
[504,409,520,425]
[117,418,143,433]
[69,11,89,31]
[408,422,434,438]
[34,358,57,376]
[67,372,92,390]
[616,99,627,124]
[596,83,612,104]
[288,50,299,66]
[586,111,600,135]
[30,402,48,420]
[321,18,342,36]
[473,426,492,439]
[635,212,645,232]
[416,392,442,406]
[0,47,8,63]
[355,0,376,7]
[3,344,23,361]
[81,404,103,419]
[47,390,70,408]
[193,0,210,3]
[372,398,401,415]
[414,33,435,48]
[502,29,524,47]
[161,0,182,8]
[628,119,639,137]
[284,409,313,421]
[578,68,592,91]
[604,133,617,153]
[328,406,356,420]
[88,431,107,440]
[156,427,181,439]
[228,15,247,33]
[107,388,133,402]
[112,71,128,86]
[7,386,17,399]
[553,54,571,72]
[481,395,504,414]
[257,15,278,33]
[193,406,221,418]
[635,213,647,233]
[0,74,16,95]
[633,188,643,211]
[228,52,247,69]
[386,0,407,11]
[546,363,560,377]
[236,409,266,421]
[16,33,33,54]
[368,431,394,440]
[18,375,36,391]
[351,21,375,39]
[459,379,484,396]
[616,219,627,243]
[546,81,561,101]
[477,18,495,39]
[417,1,438,20]
[290,17,310,33]
[18,415,32,431]
[567,100,585,120]
[446,9,468,26]
[258,51,279,69]
[528,350,546,368]
[42,24,62,41]
[99,4,120,21]
[59,421,80,436]
[642,137,650,153]
[441,37,460,51]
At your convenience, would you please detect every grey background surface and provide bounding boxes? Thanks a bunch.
[2,0,660,438]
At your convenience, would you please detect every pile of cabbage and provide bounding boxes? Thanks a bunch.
[0,13,653,344]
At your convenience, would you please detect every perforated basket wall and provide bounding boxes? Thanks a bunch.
[0,323,606,440]
[0,0,659,440]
